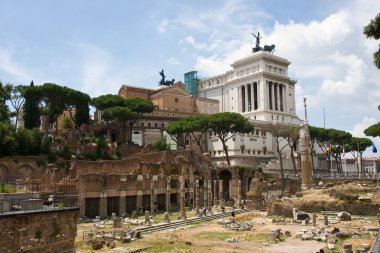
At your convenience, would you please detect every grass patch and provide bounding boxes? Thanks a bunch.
[126,239,193,253]
[197,231,236,241]
[243,233,269,242]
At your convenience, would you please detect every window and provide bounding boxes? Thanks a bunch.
[175,98,179,103]
[148,123,151,128]
[185,140,190,145]
[155,123,157,128]
[161,123,165,128]
[141,122,144,127]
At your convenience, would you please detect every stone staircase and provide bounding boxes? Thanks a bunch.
[134,208,251,234]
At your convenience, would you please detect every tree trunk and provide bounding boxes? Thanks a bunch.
[276,139,285,194]
[290,151,297,174]
[221,139,230,165]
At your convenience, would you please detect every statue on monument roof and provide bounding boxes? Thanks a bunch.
[158,69,175,86]
[251,32,275,54]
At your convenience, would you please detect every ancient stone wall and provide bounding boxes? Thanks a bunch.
[0,208,78,253]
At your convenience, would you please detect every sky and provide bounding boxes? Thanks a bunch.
[1,0,380,157]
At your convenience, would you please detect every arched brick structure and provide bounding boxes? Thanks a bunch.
[0,165,10,182]
[15,165,35,181]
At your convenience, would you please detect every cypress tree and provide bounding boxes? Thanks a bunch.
[23,81,41,129]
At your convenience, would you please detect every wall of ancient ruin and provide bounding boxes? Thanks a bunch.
[0,208,78,253]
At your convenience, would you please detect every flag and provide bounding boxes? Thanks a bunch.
[342,148,345,157]
[373,144,377,153]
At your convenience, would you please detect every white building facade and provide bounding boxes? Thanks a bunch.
[198,51,302,169]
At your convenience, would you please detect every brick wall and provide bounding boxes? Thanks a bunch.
[0,208,78,253]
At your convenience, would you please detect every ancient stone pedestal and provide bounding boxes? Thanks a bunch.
[144,211,151,226]
[323,215,328,226]
[164,212,170,223]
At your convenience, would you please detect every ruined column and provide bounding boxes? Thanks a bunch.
[191,180,196,210]
[323,215,328,226]
[180,179,187,220]
[136,175,143,214]
[235,179,241,208]
[312,213,316,227]
[213,180,218,207]
[150,179,155,216]
[208,180,213,213]
[119,176,127,216]
[203,180,208,208]
[195,179,200,216]
[166,177,171,212]
[219,180,224,211]
[99,192,107,218]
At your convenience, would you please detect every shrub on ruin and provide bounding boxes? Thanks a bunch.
[155,137,170,151]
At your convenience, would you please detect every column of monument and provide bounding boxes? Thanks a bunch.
[300,98,313,189]
[203,179,208,208]
[219,180,224,211]
[245,84,248,112]
[166,177,171,212]
[119,176,127,216]
[150,178,155,216]
[208,180,213,213]
[213,179,218,207]
[195,179,200,216]
[180,179,186,220]
[236,179,241,207]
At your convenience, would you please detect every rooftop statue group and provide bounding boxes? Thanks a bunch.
[252,32,275,54]
[159,69,175,86]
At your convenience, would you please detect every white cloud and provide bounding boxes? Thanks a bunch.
[349,116,380,158]
[180,36,207,50]
[0,48,32,83]
[168,57,179,65]
[157,18,170,33]
[76,44,130,97]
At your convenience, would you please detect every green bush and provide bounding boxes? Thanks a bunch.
[59,145,72,160]
[48,152,57,163]
[0,184,16,193]
[155,137,170,151]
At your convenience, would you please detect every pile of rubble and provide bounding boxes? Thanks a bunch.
[84,229,141,250]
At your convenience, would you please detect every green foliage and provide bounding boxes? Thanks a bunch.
[0,184,17,193]
[91,94,126,110]
[208,112,254,165]
[59,145,72,160]
[0,81,12,123]
[36,159,46,168]
[41,138,51,154]
[23,82,90,138]
[363,13,380,69]
[96,135,108,159]
[167,115,210,151]
[0,122,16,156]
[54,136,64,144]
[48,152,57,163]
[155,137,170,151]
[124,97,154,115]
[62,117,75,130]
[364,122,380,137]
[15,128,43,155]
[23,81,41,129]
